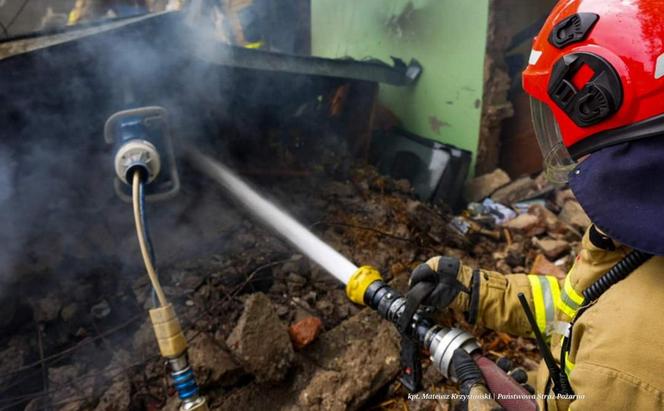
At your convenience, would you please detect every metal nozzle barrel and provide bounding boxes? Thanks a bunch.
[345,266,537,411]
[345,267,480,380]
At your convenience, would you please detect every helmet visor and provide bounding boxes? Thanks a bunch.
[530,98,577,185]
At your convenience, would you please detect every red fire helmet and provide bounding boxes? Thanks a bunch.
[523,0,664,183]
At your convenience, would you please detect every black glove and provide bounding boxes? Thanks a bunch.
[409,256,468,309]
[452,348,485,395]
[496,357,535,394]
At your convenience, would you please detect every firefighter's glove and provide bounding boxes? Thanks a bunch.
[409,256,468,309]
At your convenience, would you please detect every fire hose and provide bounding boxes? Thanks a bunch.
[107,108,208,411]
[131,170,208,411]
[186,148,538,411]
[105,106,536,410]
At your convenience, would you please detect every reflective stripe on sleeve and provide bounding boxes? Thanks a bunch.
[527,275,559,335]
[558,276,584,318]
[564,349,576,376]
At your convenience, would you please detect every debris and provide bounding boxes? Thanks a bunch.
[555,188,576,207]
[226,292,294,383]
[559,201,591,230]
[289,316,323,350]
[0,344,24,386]
[504,213,545,236]
[480,198,517,225]
[49,364,81,386]
[60,303,80,322]
[464,168,511,202]
[297,309,400,410]
[2,165,560,409]
[324,181,356,197]
[132,320,159,360]
[528,204,566,234]
[530,254,566,280]
[505,250,525,268]
[188,334,243,387]
[94,376,131,411]
[450,216,502,241]
[31,295,62,322]
[91,299,111,319]
[513,199,547,215]
[491,176,538,205]
[533,238,571,260]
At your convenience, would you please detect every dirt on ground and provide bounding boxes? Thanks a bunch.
[0,162,588,411]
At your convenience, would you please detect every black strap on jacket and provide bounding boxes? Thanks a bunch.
[465,269,481,324]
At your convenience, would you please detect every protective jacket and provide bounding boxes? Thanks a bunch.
[447,228,664,410]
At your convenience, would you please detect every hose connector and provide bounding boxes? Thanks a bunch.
[114,139,161,185]
[425,326,480,381]
[169,355,208,411]
[150,305,208,411]
[345,266,383,305]
[149,303,188,358]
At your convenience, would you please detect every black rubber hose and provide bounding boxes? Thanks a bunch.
[582,250,652,303]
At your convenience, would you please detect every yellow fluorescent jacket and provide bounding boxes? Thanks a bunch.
[447,229,664,410]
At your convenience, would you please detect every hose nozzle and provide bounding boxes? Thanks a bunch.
[345,266,383,305]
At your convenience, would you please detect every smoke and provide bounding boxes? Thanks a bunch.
[0,2,343,305]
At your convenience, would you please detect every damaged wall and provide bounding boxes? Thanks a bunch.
[311,0,489,170]
[476,0,557,177]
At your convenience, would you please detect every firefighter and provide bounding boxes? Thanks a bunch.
[410,1,664,409]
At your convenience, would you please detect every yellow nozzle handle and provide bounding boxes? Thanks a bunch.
[346,266,383,305]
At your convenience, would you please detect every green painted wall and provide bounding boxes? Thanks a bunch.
[312,0,489,166]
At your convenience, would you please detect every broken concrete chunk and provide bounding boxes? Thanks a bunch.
[505,213,545,236]
[297,309,400,410]
[559,201,591,230]
[533,238,571,260]
[289,316,323,350]
[226,292,294,383]
[491,176,538,205]
[464,168,511,202]
[188,333,243,387]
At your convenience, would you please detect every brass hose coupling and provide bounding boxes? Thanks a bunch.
[149,304,208,411]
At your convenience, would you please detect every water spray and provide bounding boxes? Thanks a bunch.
[186,148,536,411]
[106,108,207,411]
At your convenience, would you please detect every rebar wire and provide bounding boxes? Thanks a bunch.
[5,0,30,32]
[0,258,287,408]
[0,21,9,37]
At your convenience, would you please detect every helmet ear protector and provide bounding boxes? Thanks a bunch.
[548,52,623,128]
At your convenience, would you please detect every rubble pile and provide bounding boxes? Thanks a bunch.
[0,165,590,411]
